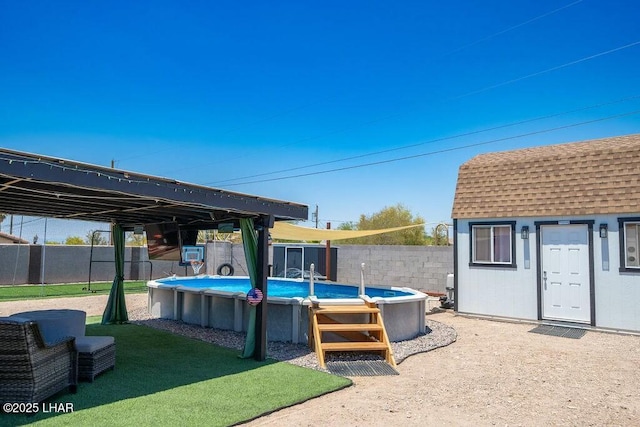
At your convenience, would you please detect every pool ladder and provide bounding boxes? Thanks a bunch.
[308,300,396,369]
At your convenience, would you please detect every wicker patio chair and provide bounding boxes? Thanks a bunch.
[0,318,78,404]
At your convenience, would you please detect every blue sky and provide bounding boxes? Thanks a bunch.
[1,1,640,242]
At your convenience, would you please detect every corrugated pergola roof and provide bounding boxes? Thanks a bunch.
[0,148,308,228]
[452,133,640,219]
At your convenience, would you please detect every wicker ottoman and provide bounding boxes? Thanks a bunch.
[75,336,116,382]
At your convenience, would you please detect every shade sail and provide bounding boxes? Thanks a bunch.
[270,222,425,241]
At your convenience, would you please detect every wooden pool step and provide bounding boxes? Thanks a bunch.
[309,302,396,369]
[321,341,390,351]
[312,305,380,315]
[317,323,384,333]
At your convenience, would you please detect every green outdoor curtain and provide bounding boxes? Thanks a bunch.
[240,218,258,358]
[102,224,129,324]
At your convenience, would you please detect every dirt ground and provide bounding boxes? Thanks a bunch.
[0,293,149,318]
[248,313,640,427]
[2,294,639,426]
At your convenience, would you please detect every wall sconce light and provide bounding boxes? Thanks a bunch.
[599,224,608,239]
[521,226,529,240]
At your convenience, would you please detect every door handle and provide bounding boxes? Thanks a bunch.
[543,271,547,290]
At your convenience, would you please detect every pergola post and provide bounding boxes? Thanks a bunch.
[254,221,271,361]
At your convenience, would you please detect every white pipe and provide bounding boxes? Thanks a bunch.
[359,262,365,295]
[309,263,315,296]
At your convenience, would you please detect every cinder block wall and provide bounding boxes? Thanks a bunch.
[0,245,191,285]
[219,243,453,294]
[0,244,30,285]
[204,241,250,276]
[204,242,272,277]
[336,245,453,293]
[0,243,453,292]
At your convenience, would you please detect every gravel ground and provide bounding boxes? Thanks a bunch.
[0,293,456,371]
[129,314,457,371]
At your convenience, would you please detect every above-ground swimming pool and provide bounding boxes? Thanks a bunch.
[147,275,427,344]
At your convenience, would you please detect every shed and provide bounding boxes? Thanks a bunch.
[451,133,640,332]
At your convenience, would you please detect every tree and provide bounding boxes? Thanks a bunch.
[341,203,427,245]
[211,230,242,243]
[126,232,146,247]
[337,222,356,231]
[196,230,209,244]
[0,213,6,231]
[86,230,109,246]
[429,224,450,246]
[65,236,85,245]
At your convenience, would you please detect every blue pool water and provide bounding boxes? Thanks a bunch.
[156,276,412,299]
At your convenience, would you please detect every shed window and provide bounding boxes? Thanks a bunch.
[472,224,512,264]
[624,222,640,268]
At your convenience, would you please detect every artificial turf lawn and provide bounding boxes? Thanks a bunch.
[0,281,147,301]
[2,320,352,427]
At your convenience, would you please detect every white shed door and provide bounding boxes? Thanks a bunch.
[541,225,591,323]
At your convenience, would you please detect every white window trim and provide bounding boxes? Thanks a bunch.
[623,221,640,269]
[471,224,513,265]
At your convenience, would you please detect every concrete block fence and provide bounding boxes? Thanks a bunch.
[335,245,453,294]
[0,242,453,293]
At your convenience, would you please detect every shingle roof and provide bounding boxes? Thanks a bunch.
[451,133,640,219]
[0,231,29,244]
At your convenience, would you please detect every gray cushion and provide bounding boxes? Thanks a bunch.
[75,336,115,353]
[1,316,31,324]
[10,309,86,342]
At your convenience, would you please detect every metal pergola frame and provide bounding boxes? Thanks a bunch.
[0,148,307,228]
[0,148,309,360]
